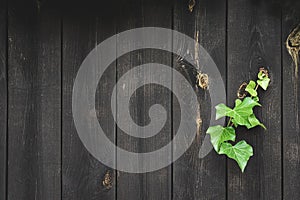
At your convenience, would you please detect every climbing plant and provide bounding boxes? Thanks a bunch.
[207,68,270,172]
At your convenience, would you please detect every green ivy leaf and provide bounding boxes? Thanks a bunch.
[216,98,261,126]
[234,97,261,111]
[206,126,236,152]
[245,80,257,97]
[231,97,261,126]
[219,140,253,172]
[215,104,233,120]
[246,114,266,130]
[257,77,270,90]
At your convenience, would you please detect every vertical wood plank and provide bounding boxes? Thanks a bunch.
[0,0,7,199]
[7,0,61,199]
[62,6,117,200]
[116,0,172,199]
[282,1,300,199]
[172,0,227,199]
[227,0,282,199]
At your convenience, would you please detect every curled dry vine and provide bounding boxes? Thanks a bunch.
[206,68,270,172]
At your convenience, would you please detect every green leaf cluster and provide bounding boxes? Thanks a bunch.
[257,70,271,90]
[207,69,270,172]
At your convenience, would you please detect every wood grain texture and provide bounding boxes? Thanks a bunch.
[282,0,300,199]
[2,1,300,199]
[227,0,282,199]
[0,0,7,199]
[116,0,172,199]
[62,10,117,200]
[172,0,227,199]
[7,0,61,199]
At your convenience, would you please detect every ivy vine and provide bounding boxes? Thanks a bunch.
[207,68,270,172]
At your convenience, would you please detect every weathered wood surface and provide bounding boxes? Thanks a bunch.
[7,0,61,199]
[62,9,117,200]
[282,0,300,199]
[227,0,282,199]
[116,0,172,199]
[173,0,227,199]
[0,0,299,199]
[0,0,6,199]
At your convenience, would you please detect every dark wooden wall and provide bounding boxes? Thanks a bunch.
[0,0,299,199]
